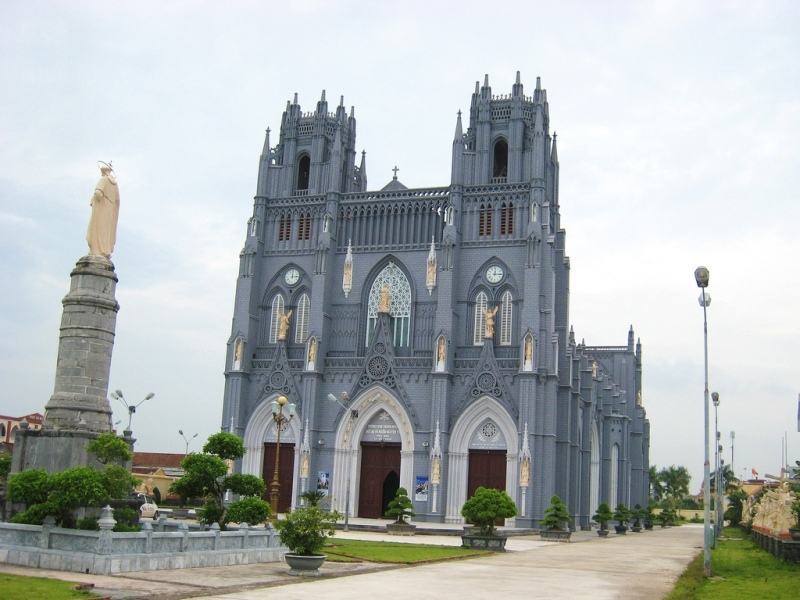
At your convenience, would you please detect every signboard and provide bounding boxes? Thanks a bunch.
[362,410,400,443]
[415,476,429,502]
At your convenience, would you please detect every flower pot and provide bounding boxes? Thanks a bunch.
[644,522,653,530]
[461,533,507,551]
[540,529,571,542]
[614,525,627,534]
[631,526,642,533]
[387,522,416,536]
[597,529,610,537]
[284,553,326,576]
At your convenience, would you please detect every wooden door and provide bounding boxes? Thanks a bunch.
[262,442,295,513]
[358,442,401,518]
[467,449,507,498]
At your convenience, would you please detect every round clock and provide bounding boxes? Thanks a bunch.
[284,268,300,286]
[486,265,504,284]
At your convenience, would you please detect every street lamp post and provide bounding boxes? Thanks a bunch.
[695,266,712,577]
[178,430,198,454]
[110,390,155,432]
[328,392,355,531]
[712,392,720,546]
[269,395,296,519]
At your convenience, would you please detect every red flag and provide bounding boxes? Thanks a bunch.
[751,468,758,478]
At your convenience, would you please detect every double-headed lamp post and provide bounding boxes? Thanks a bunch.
[695,265,712,577]
[711,392,720,546]
[110,390,155,433]
[269,395,296,519]
[178,430,198,455]
[328,392,355,531]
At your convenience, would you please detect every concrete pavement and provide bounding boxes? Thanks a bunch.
[0,525,702,599]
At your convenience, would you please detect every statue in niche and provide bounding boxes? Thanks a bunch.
[520,457,530,487]
[378,284,391,313]
[484,305,499,338]
[277,310,293,341]
[436,337,446,371]
[636,391,642,406]
[523,335,533,371]
[592,361,598,378]
[86,161,120,258]
[233,338,244,370]
[430,456,441,485]
[300,452,310,479]
[307,338,317,370]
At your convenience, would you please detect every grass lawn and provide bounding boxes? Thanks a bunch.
[666,527,799,599]
[323,538,490,564]
[0,573,96,599]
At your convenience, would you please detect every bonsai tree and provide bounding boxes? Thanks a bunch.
[275,506,340,556]
[593,502,613,531]
[541,495,571,531]
[300,489,327,507]
[226,496,271,526]
[460,486,517,536]
[170,432,269,529]
[613,504,630,528]
[631,504,644,528]
[643,503,655,529]
[385,487,415,524]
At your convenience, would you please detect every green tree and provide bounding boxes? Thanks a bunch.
[460,487,517,536]
[655,465,691,512]
[541,495,571,530]
[0,452,11,482]
[7,469,50,507]
[649,465,664,501]
[226,496,271,525]
[87,433,132,465]
[385,487,415,524]
[275,506,340,556]
[592,502,613,530]
[170,432,267,529]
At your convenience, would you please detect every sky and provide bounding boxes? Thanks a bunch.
[1,1,798,491]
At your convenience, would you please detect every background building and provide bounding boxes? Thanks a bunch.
[221,73,650,527]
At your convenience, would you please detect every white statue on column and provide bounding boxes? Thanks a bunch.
[86,161,120,259]
[233,337,244,370]
[523,334,534,372]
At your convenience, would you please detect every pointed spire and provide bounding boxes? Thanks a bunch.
[321,89,326,102]
[483,73,489,87]
[513,70,523,97]
[536,76,541,91]
[350,105,355,118]
[339,94,344,107]
[453,110,463,141]
[628,324,635,350]
[551,131,559,162]
[293,92,298,105]
[261,128,271,156]
[474,80,479,94]
[516,70,521,84]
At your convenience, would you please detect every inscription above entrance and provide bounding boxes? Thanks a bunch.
[362,410,400,443]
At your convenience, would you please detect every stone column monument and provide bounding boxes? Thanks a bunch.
[12,162,123,473]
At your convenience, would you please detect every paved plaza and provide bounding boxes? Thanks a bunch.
[0,524,702,599]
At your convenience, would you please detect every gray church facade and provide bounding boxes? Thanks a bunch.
[221,73,650,528]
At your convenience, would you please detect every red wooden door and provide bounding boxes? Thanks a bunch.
[262,442,295,513]
[467,449,507,498]
[358,442,401,518]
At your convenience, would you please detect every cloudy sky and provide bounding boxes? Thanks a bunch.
[1,1,797,489]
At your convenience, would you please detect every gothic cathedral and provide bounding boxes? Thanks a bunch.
[221,73,650,528]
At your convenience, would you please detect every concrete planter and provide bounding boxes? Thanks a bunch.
[789,528,800,542]
[597,529,610,537]
[631,526,642,533]
[644,522,654,530]
[540,529,571,542]
[461,533,507,551]
[386,523,416,536]
[614,525,628,535]
[285,553,326,576]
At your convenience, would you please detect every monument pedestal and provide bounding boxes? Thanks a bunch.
[12,255,120,474]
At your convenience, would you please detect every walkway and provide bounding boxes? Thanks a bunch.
[0,525,702,599]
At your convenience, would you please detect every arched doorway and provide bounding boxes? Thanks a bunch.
[241,394,301,512]
[331,386,414,518]
[445,396,519,523]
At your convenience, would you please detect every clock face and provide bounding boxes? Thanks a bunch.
[284,268,300,286]
[486,265,504,284]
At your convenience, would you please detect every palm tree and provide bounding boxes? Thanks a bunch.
[649,465,664,501]
[658,465,691,508]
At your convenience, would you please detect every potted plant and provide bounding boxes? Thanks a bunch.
[643,504,654,530]
[540,495,572,542]
[275,506,340,576]
[460,487,517,551]
[613,504,630,534]
[631,504,644,532]
[789,496,800,541]
[299,490,327,508]
[385,487,416,535]
[593,502,613,537]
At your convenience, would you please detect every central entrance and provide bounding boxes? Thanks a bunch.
[467,449,507,497]
[262,442,294,514]
[358,442,401,518]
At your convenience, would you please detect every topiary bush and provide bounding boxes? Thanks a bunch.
[460,487,517,536]
[385,487,415,524]
[275,506,340,556]
[541,495,571,531]
[613,503,631,527]
[226,496,271,526]
[592,502,613,530]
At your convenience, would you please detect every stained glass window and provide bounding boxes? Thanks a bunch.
[499,290,512,346]
[294,293,310,343]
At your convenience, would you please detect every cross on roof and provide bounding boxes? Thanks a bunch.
[392,165,399,179]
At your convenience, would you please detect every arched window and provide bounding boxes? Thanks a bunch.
[297,212,311,240]
[500,202,514,235]
[297,155,310,191]
[493,139,508,179]
[366,262,411,347]
[473,291,488,346]
[478,204,492,237]
[609,442,620,507]
[278,213,291,241]
[294,293,310,343]
[269,294,284,344]
[499,290,513,346]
